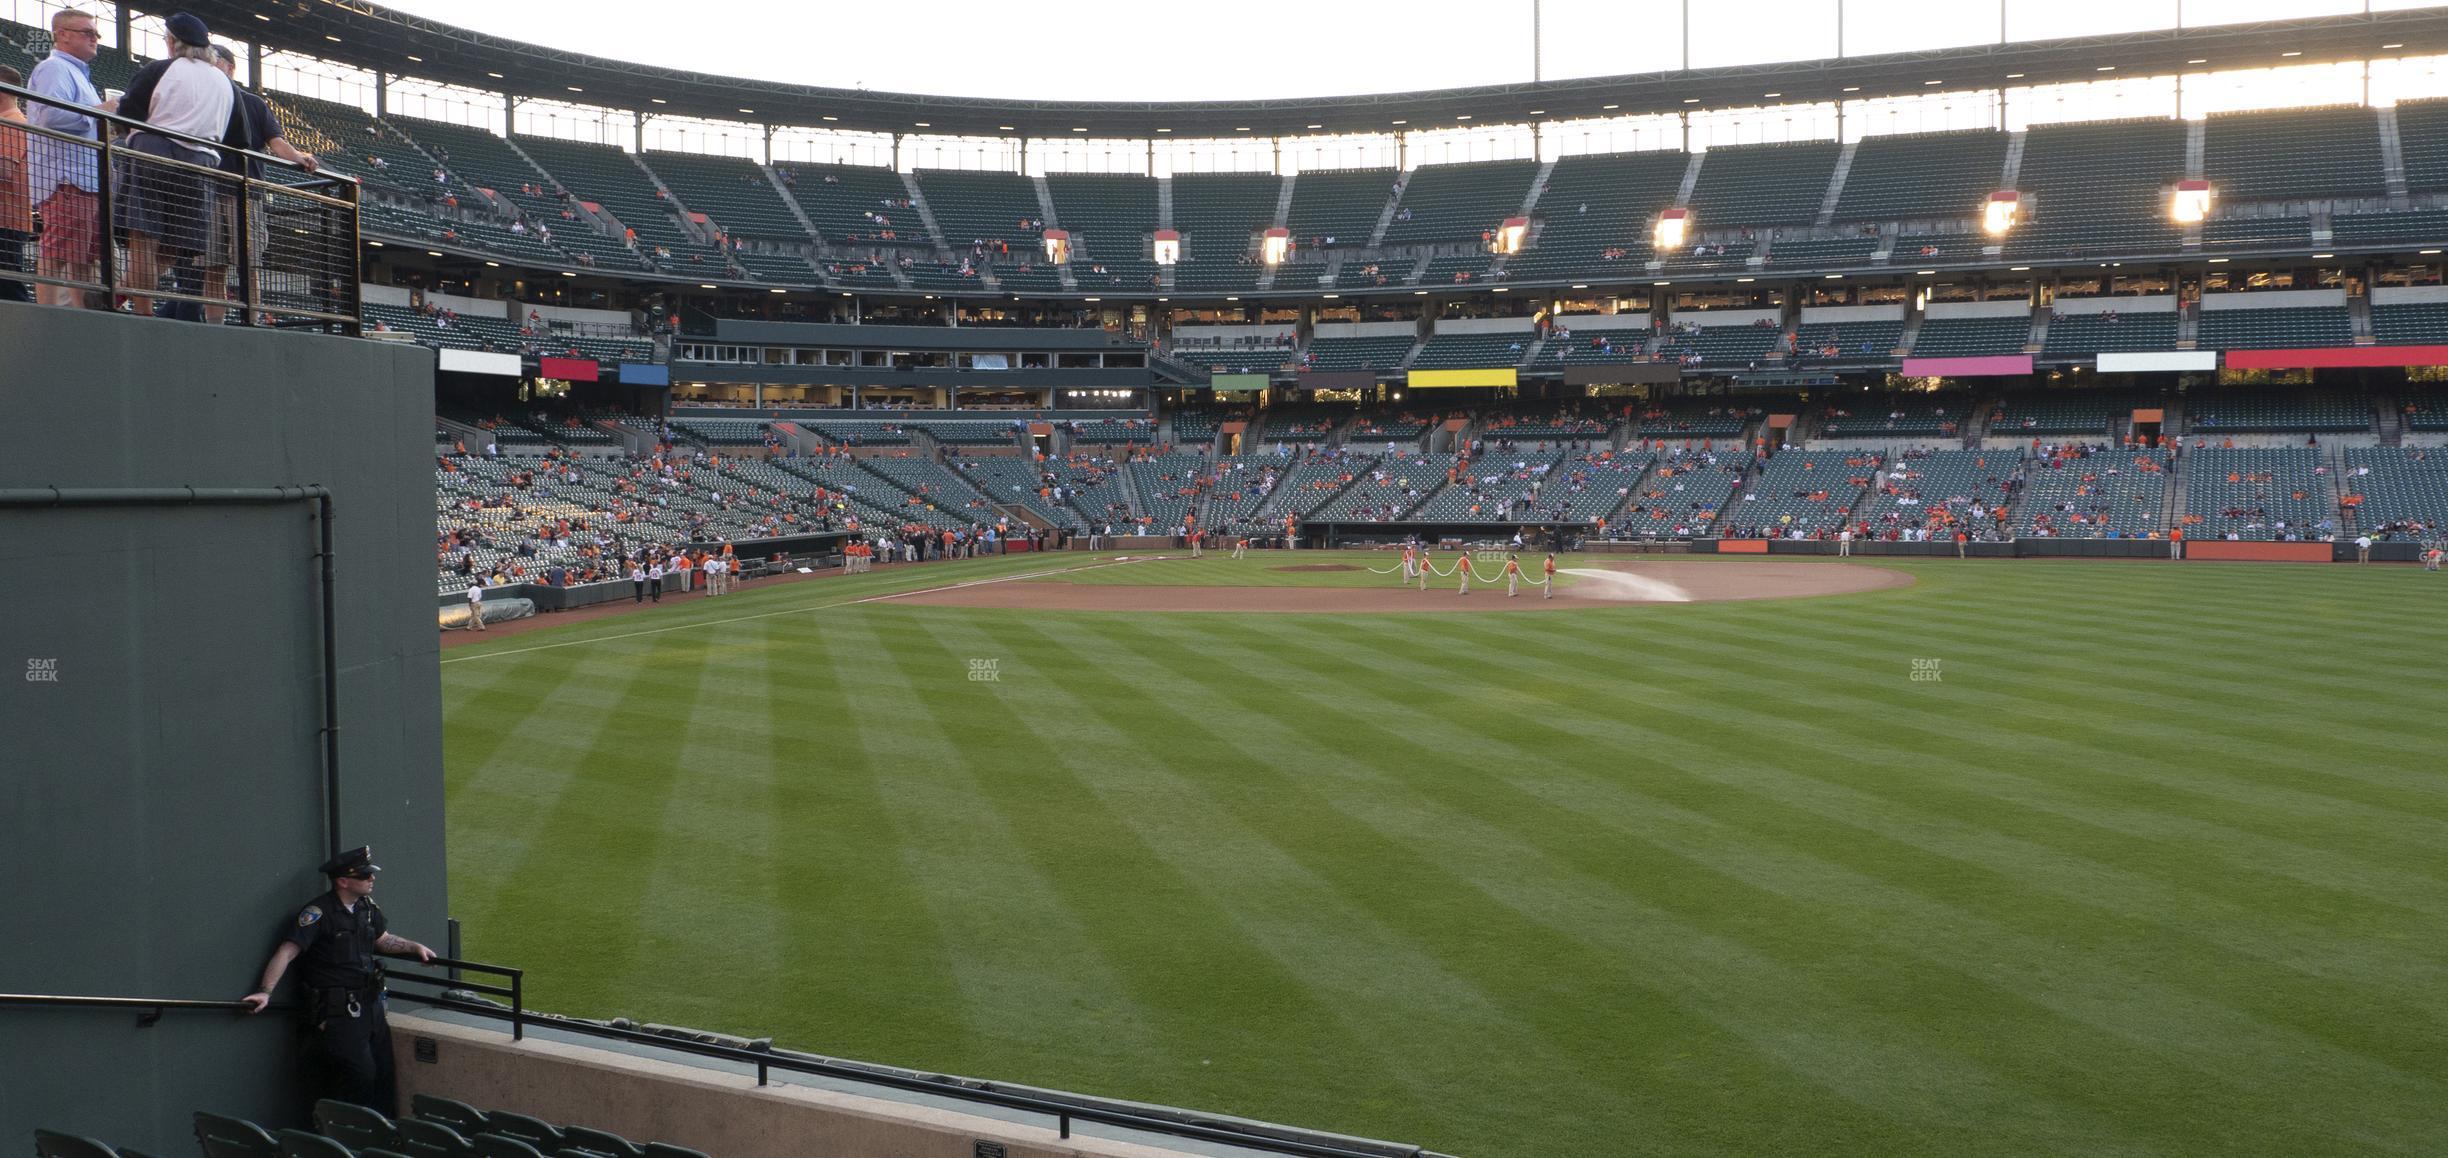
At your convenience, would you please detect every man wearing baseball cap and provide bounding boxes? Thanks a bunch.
[239,845,435,1113]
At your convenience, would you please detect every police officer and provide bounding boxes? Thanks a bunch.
[238,846,435,1113]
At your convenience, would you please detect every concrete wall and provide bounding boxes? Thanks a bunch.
[393,1015,1183,1158]
[0,303,446,1150]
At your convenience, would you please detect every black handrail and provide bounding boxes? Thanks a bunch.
[398,988,1425,1158]
[381,955,523,1041]
[0,991,282,1028]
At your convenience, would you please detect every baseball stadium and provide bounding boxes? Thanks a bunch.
[3,1,2446,1156]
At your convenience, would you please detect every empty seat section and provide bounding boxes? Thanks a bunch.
[1421,253,1494,283]
[1854,449,2019,539]
[1410,332,1532,369]
[916,169,1043,248]
[1382,159,1540,245]
[514,136,723,267]
[1656,321,1783,364]
[1285,167,1396,246]
[2332,208,2448,247]
[2342,447,2448,537]
[393,116,564,222]
[641,151,807,242]
[1817,393,1970,438]
[1891,230,1989,265]
[1311,454,1456,521]
[2183,388,2370,433]
[1834,129,2007,223]
[2043,309,2178,355]
[2199,214,2312,250]
[1304,335,1416,374]
[2201,105,2385,201]
[1910,315,2031,357]
[269,93,434,197]
[1507,150,1686,281]
[782,164,922,245]
[1723,449,1884,537]
[1168,172,1280,263]
[1990,390,2141,437]
[1329,257,1411,288]
[2017,446,2172,538]
[2184,448,2332,540]
[1044,173,1158,259]
[2008,118,2185,258]
[1686,140,1840,228]
[1792,319,1905,363]
[2393,98,2448,193]
[2369,301,2448,344]
[1764,235,1879,267]
[2196,305,2354,351]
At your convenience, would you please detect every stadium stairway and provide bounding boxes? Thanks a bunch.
[1814,141,1858,226]
[764,169,826,241]
[1367,174,1405,247]
[897,172,951,251]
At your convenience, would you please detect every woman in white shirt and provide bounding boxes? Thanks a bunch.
[109,12,236,318]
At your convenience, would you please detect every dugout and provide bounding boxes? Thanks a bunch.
[0,302,447,1151]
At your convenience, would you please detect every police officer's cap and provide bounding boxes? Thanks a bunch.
[319,846,380,878]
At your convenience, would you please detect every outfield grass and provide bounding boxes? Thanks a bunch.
[442,552,2448,1157]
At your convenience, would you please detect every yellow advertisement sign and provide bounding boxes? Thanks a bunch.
[1407,368,1519,389]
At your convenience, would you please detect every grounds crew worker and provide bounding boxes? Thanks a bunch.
[239,846,435,1113]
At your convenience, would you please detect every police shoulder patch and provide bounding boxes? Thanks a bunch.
[297,905,322,927]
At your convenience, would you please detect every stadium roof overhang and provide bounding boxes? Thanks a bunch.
[172,2,2448,139]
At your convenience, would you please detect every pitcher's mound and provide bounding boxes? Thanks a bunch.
[891,559,1911,613]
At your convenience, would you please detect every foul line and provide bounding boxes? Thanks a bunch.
[438,556,1174,664]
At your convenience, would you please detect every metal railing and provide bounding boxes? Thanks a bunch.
[0,991,266,1028]
[1,76,358,331]
[400,979,1431,1158]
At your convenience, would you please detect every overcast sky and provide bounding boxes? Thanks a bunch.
[376,0,2417,102]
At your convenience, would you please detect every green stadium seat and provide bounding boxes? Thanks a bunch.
[477,1114,562,1153]
[638,1145,708,1158]
[1285,167,1397,246]
[1834,129,2007,223]
[278,1129,356,1158]
[1687,140,1840,227]
[1382,159,1541,246]
[2201,105,2385,201]
[195,1112,281,1158]
[315,1100,402,1152]
[410,1095,487,1135]
[34,1129,121,1158]
[1911,316,2031,357]
[1168,173,1281,263]
[468,1138,542,1158]
[558,1126,641,1155]
[2008,119,2185,259]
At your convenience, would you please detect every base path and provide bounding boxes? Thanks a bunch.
[895,559,1913,614]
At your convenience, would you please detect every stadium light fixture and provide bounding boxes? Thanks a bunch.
[254,11,268,18]
[2384,43,2404,50]
[1156,128,1172,133]
[1764,92,1782,99]
[1308,123,1324,129]
[699,283,716,289]
[1737,277,1756,283]
[406,55,422,63]
[1322,293,1339,299]
[2282,51,2302,57]
[2207,257,2230,264]
[567,86,583,93]
[650,98,667,104]
[2170,179,2214,223]
[1494,217,1529,254]
[325,34,341,42]
[2006,73,2025,79]
[1571,284,1589,290]
[1983,190,2020,236]
[2313,253,2334,259]
[822,115,836,121]
[1262,228,1292,265]
[2187,59,2208,65]
[1414,290,1429,295]
[915,122,931,128]
[770,288,786,294]
[2423,249,2443,255]
[1457,114,1474,121]
[487,72,504,78]
[1042,229,1071,265]
[1916,269,1936,275]
[2009,265,2031,272]
[484,261,500,267]
[426,250,442,257]
[1152,230,1180,266]
[1072,127,1087,133]
[1654,207,1691,251]
[2096,66,2115,72]
[1843,86,1861,93]
[1529,110,1546,116]
[739,108,754,114]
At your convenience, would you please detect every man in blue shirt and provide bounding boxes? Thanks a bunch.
[23,7,116,308]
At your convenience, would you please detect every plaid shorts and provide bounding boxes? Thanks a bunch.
[37,184,98,267]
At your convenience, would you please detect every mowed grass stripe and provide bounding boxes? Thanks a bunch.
[809,610,1173,1077]
[738,615,971,1065]
[1361,614,2448,1145]
[1497,612,2448,897]
[884,610,1456,1130]
[1233,619,2438,1150]
[616,625,789,1017]
[463,628,716,1016]
[1050,612,2038,1156]
[1415,617,2448,1081]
